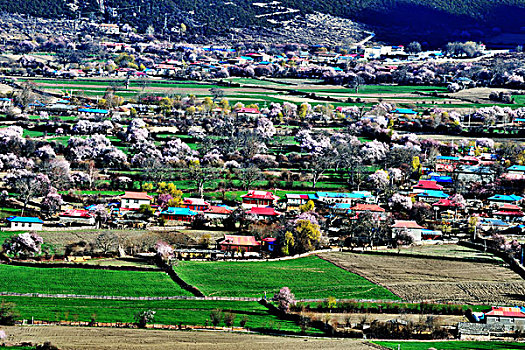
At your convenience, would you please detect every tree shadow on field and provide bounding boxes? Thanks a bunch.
[502,293,525,302]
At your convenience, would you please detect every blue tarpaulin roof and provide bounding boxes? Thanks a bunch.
[416,190,449,198]
[161,207,198,216]
[78,108,109,114]
[430,176,454,183]
[488,194,523,202]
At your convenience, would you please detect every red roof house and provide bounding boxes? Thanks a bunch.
[494,204,524,219]
[218,235,260,253]
[182,198,210,212]
[485,306,525,319]
[247,207,281,217]
[350,204,385,212]
[241,190,280,209]
[413,180,443,192]
[391,220,425,242]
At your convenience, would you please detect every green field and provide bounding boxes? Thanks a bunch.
[2,296,314,334]
[175,255,400,300]
[374,341,525,350]
[0,265,191,297]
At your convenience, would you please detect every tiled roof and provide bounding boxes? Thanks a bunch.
[241,190,279,200]
[392,220,424,229]
[59,209,92,218]
[413,180,443,190]
[120,191,153,200]
[247,207,281,216]
[350,204,385,212]
[205,206,232,214]
[485,307,525,318]
[219,235,260,246]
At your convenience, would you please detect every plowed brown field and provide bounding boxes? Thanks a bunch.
[320,252,525,304]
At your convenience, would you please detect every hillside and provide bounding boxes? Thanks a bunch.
[2,0,525,45]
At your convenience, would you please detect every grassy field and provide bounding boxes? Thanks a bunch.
[374,341,525,350]
[1,296,311,334]
[175,255,400,300]
[0,265,191,297]
[321,250,525,304]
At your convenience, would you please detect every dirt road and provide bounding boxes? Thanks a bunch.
[4,326,376,350]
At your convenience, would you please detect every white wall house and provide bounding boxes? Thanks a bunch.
[120,192,153,210]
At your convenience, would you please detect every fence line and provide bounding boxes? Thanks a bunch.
[0,291,436,304]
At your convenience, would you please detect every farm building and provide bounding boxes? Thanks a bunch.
[120,191,153,210]
[160,207,198,222]
[218,235,260,253]
[6,216,44,231]
[392,220,424,242]
[241,190,279,209]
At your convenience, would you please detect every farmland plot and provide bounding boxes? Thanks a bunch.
[320,252,525,304]
[0,265,191,297]
[175,255,400,300]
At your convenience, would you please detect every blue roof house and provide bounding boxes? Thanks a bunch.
[488,194,523,206]
[7,216,44,231]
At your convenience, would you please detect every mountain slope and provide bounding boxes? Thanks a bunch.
[2,0,525,45]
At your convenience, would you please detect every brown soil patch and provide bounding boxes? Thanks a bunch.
[320,252,525,304]
[4,326,375,350]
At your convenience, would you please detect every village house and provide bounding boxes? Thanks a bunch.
[246,207,282,218]
[204,205,233,221]
[160,207,198,223]
[285,194,313,211]
[315,191,374,205]
[485,306,525,329]
[120,191,153,210]
[416,190,449,203]
[6,216,44,231]
[493,204,524,222]
[412,180,444,193]
[241,191,280,209]
[391,220,425,242]
[488,194,523,207]
[58,209,95,226]
[349,203,387,220]
[217,234,260,254]
[182,198,210,212]
[235,107,261,120]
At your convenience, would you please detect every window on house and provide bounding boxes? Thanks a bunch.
[134,200,139,204]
